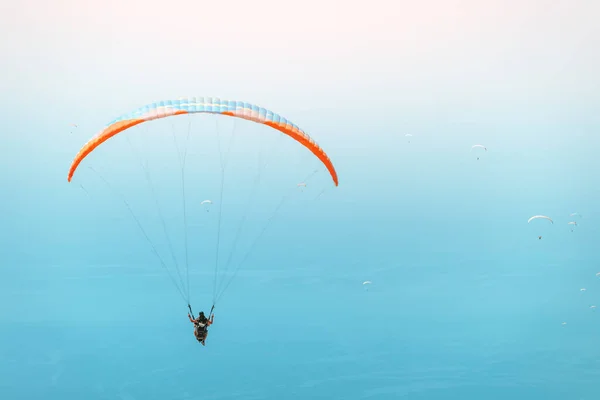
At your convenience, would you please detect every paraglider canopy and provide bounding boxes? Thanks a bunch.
[527,215,553,224]
[67,97,339,187]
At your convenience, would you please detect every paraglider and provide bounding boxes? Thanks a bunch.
[200,200,213,212]
[188,308,214,346]
[66,97,339,346]
[527,215,553,239]
[363,281,372,291]
[568,221,577,232]
[471,144,487,160]
[405,134,412,143]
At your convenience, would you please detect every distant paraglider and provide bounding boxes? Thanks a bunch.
[471,144,487,160]
[405,134,412,143]
[528,215,553,239]
[200,200,213,212]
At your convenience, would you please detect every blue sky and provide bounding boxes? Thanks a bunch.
[1,1,599,399]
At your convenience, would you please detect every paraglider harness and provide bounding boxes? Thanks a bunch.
[189,304,214,341]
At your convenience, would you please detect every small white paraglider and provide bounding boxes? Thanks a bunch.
[527,215,553,239]
[471,144,487,160]
[200,200,213,212]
